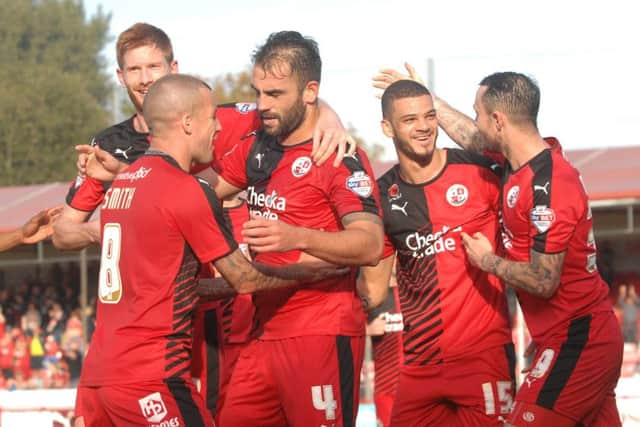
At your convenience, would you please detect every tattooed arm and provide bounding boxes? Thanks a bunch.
[461,231,564,299]
[198,249,349,299]
[434,98,487,154]
[242,212,385,266]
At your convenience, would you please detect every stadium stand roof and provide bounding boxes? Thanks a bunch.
[1,145,639,231]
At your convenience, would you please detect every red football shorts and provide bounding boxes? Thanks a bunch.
[390,343,516,427]
[508,311,623,427]
[219,335,365,427]
[75,378,213,427]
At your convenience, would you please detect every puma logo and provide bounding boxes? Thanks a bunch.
[534,182,550,195]
[391,201,408,216]
[114,147,133,160]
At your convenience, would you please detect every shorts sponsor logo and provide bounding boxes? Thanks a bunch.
[150,418,180,427]
[346,171,373,198]
[311,385,337,421]
[506,186,520,208]
[291,156,312,178]
[235,102,257,114]
[446,184,468,207]
[530,205,556,233]
[523,411,536,422]
[138,392,168,423]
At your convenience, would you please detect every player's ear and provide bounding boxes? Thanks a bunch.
[303,81,319,105]
[182,113,193,135]
[492,111,505,132]
[116,68,126,87]
[381,119,394,138]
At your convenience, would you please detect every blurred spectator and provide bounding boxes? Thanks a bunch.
[28,325,46,373]
[62,339,83,388]
[0,305,5,337]
[618,284,640,343]
[44,334,60,364]
[45,303,66,343]
[0,330,14,379]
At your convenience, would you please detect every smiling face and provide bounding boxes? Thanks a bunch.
[117,44,177,112]
[382,94,439,163]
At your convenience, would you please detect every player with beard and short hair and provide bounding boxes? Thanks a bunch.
[203,31,385,427]
[358,79,514,426]
[376,64,623,427]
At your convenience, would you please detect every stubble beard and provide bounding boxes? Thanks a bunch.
[263,98,306,140]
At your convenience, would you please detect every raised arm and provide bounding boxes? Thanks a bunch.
[357,254,394,311]
[373,62,486,153]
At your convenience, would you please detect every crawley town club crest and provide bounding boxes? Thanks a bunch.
[506,185,520,208]
[446,184,468,207]
[346,171,373,198]
[291,156,313,178]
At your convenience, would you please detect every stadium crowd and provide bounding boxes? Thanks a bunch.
[0,262,98,391]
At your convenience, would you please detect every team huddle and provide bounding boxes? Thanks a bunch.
[50,23,623,427]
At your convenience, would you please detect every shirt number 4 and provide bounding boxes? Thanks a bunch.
[482,381,513,415]
[99,223,123,304]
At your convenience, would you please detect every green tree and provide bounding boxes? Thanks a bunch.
[347,125,385,162]
[210,69,254,104]
[0,0,112,185]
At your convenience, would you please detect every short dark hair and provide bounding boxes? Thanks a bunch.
[479,72,540,128]
[252,31,321,89]
[116,23,174,69]
[381,80,431,119]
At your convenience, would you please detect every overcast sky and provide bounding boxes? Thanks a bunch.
[84,0,640,160]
